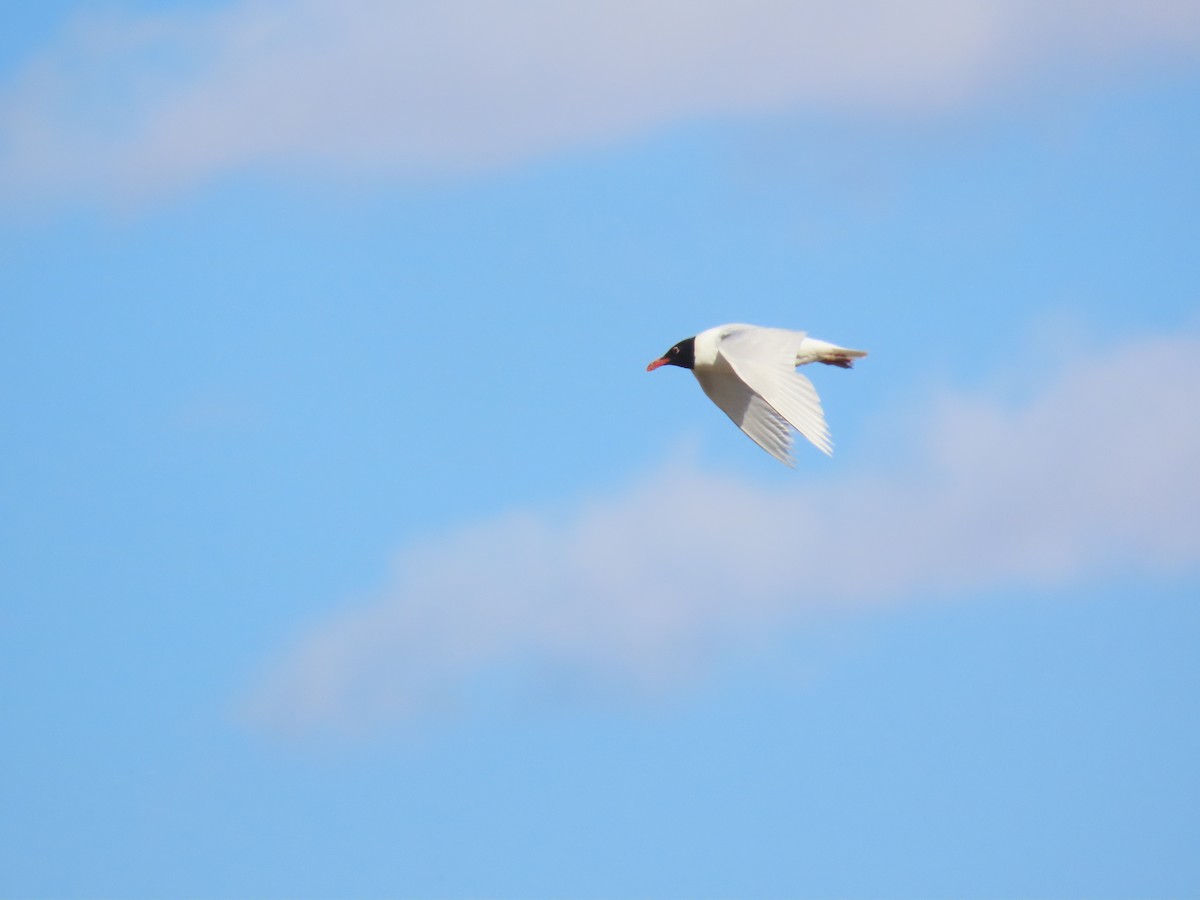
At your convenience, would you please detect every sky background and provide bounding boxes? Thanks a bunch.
[2,1,1199,897]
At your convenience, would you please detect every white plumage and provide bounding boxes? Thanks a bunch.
[647,323,867,466]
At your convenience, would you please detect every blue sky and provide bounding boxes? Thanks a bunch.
[2,1,1199,896]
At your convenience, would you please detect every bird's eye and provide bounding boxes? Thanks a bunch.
[670,347,678,355]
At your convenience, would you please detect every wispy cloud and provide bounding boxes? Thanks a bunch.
[246,331,1200,733]
[3,0,1199,202]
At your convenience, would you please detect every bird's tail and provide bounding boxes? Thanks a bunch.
[795,338,869,369]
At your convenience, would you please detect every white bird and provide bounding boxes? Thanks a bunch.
[646,323,867,466]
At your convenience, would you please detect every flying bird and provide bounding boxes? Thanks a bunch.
[647,323,867,466]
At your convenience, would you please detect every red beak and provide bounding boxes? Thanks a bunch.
[646,358,668,372]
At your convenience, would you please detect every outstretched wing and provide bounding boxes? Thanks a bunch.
[694,368,796,466]
[715,326,833,456]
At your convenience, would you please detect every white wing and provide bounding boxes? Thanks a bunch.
[694,369,797,466]
[715,326,833,456]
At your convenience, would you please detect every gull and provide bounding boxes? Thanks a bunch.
[647,323,867,466]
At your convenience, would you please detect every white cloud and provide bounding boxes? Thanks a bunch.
[245,331,1200,733]
[2,0,1199,201]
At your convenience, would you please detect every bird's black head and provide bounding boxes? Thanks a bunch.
[646,337,696,372]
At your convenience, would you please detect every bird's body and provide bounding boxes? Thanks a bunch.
[647,323,867,466]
